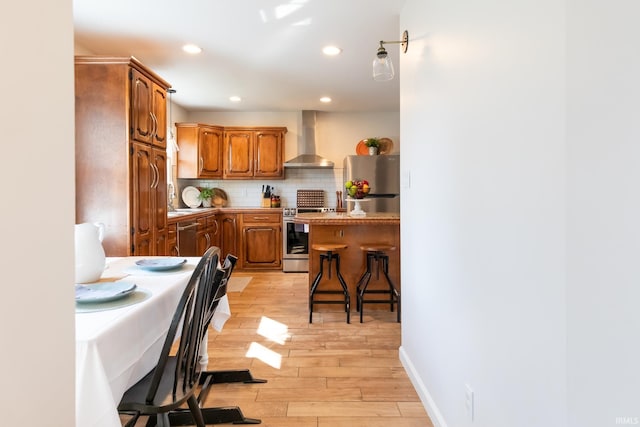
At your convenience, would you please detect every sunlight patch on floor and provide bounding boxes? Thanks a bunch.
[257,315,290,345]
[246,342,282,369]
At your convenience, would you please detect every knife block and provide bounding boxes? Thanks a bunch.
[261,195,271,208]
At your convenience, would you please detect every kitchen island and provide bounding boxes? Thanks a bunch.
[294,212,400,314]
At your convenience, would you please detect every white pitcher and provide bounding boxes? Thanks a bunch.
[75,222,106,283]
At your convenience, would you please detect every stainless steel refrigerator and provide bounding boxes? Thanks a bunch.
[343,154,400,213]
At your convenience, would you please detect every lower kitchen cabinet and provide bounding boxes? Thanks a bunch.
[219,213,238,260]
[196,214,219,255]
[239,212,282,270]
[167,209,282,270]
[167,223,179,256]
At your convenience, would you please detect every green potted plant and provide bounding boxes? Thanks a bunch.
[365,137,380,155]
[198,187,214,207]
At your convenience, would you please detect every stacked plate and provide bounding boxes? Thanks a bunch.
[182,186,201,208]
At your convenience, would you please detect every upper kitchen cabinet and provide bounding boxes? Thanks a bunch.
[223,127,287,179]
[131,68,168,148]
[176,123,224,178]
[75,56,171,256]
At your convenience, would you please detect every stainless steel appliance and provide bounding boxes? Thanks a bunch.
[282,190,335,273]
[177,219,198,256]
[283,111,334,169]
[343,154,400,213]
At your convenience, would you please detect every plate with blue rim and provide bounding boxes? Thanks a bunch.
[135,257,187,271]
[75,281,137,304]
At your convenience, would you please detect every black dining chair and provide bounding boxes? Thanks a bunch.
[167,252,265,426]
[117,247,222,427]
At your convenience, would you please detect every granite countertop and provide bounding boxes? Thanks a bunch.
[293,212,400,225]
[168,206,282,222]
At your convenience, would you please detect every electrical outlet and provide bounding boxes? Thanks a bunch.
[465,384,474,422]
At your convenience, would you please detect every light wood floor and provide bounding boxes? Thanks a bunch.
[125,271,433,427]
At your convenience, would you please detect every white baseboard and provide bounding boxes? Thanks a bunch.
[399,345,448,427]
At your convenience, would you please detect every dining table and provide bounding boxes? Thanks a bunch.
[75,256,231,427]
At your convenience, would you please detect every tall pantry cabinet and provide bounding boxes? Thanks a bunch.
[75,56,171,256]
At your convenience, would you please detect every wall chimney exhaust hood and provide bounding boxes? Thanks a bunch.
[284,110,334,169]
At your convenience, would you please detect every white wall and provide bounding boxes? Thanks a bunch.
[566,1,640,425]
[1,0,76,425]
[317,111,400,160]
[399,1,640,426]
[399,1,567,426]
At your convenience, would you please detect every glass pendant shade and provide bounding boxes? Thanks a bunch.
[372,31,408,82]
[373,50,394,81]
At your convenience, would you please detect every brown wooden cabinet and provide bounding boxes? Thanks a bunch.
[223,129,253,178]
[223,127,287,179]
[254,129,286,177]
[167,223,179,256]
[75,56,171,256]
[176,125,286,180]
[239,212,282,269]
[131,143,168,255]
[196,214,219,255]
[131,69,167,148]
[176,123,224,178]
[219,213,239,259]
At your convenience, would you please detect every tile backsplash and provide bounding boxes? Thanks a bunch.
[175,167,345,209]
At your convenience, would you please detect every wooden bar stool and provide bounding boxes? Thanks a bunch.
[356,243,400,323]
[309,243,350,324]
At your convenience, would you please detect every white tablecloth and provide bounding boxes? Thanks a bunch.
[75,257,230,427]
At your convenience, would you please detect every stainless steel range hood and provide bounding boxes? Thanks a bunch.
[284,110,334,169]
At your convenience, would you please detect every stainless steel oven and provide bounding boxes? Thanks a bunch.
[282,191,336,272]
[283,207,337,272]
[282,208,309,272]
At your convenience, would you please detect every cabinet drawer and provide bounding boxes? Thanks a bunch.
[196,217,208,230]
[241,213,281,224]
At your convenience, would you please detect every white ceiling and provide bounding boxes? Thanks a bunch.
[73,0,406,113]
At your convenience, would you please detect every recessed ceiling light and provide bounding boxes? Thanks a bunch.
[229,96,242,102]
[320,97,332,103]
[322,46,342,56]
[182,44,202,54]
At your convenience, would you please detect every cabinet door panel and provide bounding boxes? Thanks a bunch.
[200,127,223,177]
[132,143,153,254]
[168,223,179,256]
[224,131,253,178]
[254,130,283,177]
[220,214,238,257]
[151,83,167,148]
[243,227,278,264]
[131,70,153,144]
[153,148,168,255]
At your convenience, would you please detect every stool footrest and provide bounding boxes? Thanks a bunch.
[360,299,398,304]
[313,300,350,304]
